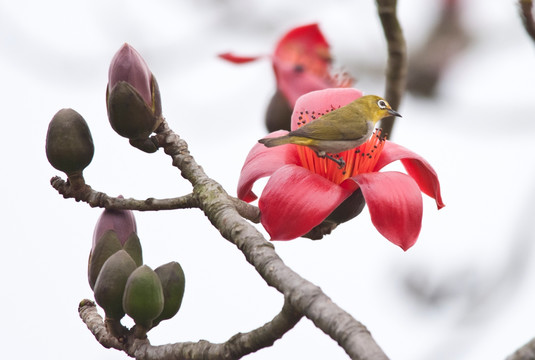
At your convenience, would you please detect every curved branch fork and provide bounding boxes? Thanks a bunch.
[152,120,389,359]
[79,299,302,360]
[52,118,389,359]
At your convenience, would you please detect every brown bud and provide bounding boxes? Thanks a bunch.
[45,108,94,189]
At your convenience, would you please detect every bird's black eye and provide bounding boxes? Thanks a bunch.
[377,100,387,109]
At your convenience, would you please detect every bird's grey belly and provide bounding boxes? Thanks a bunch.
[311,123,374,154]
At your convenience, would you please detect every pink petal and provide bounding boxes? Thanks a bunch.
[260,165,353,240]
[273,59,335,106]
[108,43,152,107]
[342,172,423,251]
[237,131,300,202]
[92,205,137,247]
[291,88,363,130]
[218,52,264,64]
[375,141,445,209]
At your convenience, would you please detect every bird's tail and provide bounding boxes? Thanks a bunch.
[258,135,291,148]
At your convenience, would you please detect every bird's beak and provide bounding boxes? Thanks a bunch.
[387,108,402,117]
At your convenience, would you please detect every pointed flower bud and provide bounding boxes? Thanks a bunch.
[93,250,138,321]
[45,108,94,190]
[152,261,186,327]
[106,43,162,152]
[88,201,142,289]
[123,265,164,334]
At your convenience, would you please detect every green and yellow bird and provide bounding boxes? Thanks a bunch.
[259,95,401,167]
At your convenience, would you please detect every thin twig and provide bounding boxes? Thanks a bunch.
[519,0,535,43]
[50,176,261,222]
[79,299,302,360]
[50,176,199,210]
[376,0,407,139]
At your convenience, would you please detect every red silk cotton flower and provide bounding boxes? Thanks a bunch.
[237,88,444,251]
[219,23,351,107]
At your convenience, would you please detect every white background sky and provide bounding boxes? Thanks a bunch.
[1,0,535,359]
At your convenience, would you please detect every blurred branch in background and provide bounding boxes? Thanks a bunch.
[406,0,470,97]
[376,0,407,140]
[401,172,535,360]
[519,0,535,43]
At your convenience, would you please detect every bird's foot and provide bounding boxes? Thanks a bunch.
[324,154,346,169]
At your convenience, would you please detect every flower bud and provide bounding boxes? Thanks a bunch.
[93,250,138,321]
[106,43,162,152]
[325,188,366,225]
[123,265,164,333]
[152,261,186,327]
[88,230,122,290]
[92,203,137,248]
[89,204,142,289]
[264,90,292,132]
[45,108,94,189]
[303,189,366,240]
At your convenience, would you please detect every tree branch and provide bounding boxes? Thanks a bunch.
[53,120,388,358]
[506,337,535,360]
[79,298,302,359]
[50,176,260,222]
[519,0,535,43]
[153,119,389,359]
[376,0,407,139]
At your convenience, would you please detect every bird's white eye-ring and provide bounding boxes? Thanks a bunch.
[377,99,387,109]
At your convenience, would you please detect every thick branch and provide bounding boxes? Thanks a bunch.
[79,299,302,359]
[507,337,535,360]
[154,119,389,360]
[376,0,407,139]
[519,0,535,43]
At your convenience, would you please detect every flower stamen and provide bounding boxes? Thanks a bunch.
[295,114,386,184]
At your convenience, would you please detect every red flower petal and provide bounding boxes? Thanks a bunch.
[237,131,300,202]
[375,141,445,209]
[273,59,335,106]
[218,52,264,64]
[291,88,363,130]
[343,172,423,251]
[274,23,330,69]
[260,165,353,240]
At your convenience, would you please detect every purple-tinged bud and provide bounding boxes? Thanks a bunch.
[92,202,137,248]
[108,43,152,107]
[106,44,162,152]
[88,200,142,289]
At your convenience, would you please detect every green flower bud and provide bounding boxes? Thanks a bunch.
[122,233,143,267]
[123,265,164,332]
[45,108,94,189]
[152,262,185,327]
[87,230,122,290]
[93,250,137,321]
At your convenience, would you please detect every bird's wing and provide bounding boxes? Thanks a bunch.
[289,110,369,140]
